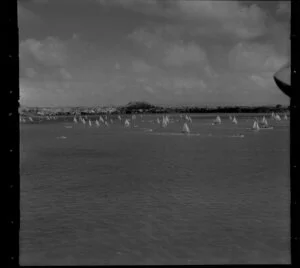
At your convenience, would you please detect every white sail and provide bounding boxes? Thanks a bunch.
[213,116,221,124]
[165,116,169,124]
[124,119,130,128]
[252,120,260,131]
[229,115,232,120]
[99,116,104,123]
[88,119,92,127]
[157,118,160,124]
[284,114,288,120]
[82,118,86,125]
[118,115,122,121]
[162,117,168,128]
[232,116,238,124]
[95,120,100,127]
[29,117,33,122]
[276,114,281,121]
[104,121,109,127]
[182,123,190,134]
[262,118,268,127]
[73,117,78,123]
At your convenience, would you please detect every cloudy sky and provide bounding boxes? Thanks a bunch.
[19,0,290,107]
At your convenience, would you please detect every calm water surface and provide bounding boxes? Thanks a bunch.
[20,114,290,265]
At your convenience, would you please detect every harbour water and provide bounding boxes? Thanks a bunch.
[20,114,290,265]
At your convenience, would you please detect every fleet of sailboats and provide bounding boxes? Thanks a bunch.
[22,111,289,137]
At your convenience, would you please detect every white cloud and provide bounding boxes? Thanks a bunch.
[18,4,40,22]
[59,68,72,80]
[228,42,288,73]
[276,1,290,15]
[172,77,207,91]
[132,59,152,72]
[24,67,37,78]
[129,28,209,69]
[32,0,49,3]
[20,37,67,66]
[144,86,154,94]
[105,0,268,40]
[128,28,165,49]
[164,43,207,67]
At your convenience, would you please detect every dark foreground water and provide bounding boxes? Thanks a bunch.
[20,114,290,265]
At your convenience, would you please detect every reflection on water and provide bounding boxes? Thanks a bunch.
[20,114,290,265]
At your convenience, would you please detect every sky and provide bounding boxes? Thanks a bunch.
[18,0,291,107]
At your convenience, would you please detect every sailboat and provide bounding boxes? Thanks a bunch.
[99,116,105,123]
[124,119,130,128]
[88,119,92,127]
[29,117,33,122]
[118,115,122,121]
[162,117,168,128]
[212,116,221,125]
[157,118,160,124]
[165,115,170,124]
[275,114,281,121]
[82,118,86,125]
[271,112,275,118]
[252,120,260,131]
[284,114,288,120]
[95,120,100,127]
[232,116,238,124]
[182,122,190,134]
[73,117,78,123]
[260,116,266,124]
[260,117,273,129]
[229,115,232,121]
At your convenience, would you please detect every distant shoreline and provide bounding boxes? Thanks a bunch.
[19,102,289,116]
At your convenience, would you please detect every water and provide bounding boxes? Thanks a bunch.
[20,114,290,265]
